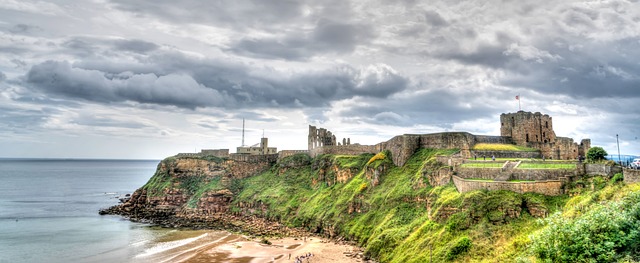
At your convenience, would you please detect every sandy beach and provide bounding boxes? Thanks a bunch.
[132,230,367,263]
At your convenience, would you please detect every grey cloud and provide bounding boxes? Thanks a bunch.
[0,106,55,133]
[424,10,448,27]
[500,37,640,99]
[24,56,408,110]
[338,88,500,127]
[71,115,150,129]
[113,39,159,53]
[0,71,6,82]
[26,60,231,109]
[8,24,41,34]
[110,0,306,30]
[439,43,513,69]
[232,112,280,122]
[229,19,375,60]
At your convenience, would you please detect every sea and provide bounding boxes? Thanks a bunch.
[0,159,227,263]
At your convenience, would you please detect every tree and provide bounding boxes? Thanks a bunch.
[586,146,607,162]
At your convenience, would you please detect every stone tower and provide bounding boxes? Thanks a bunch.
[500,111,556,145]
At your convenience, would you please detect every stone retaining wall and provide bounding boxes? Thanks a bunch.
[456,167,502,180]
[585,163,622,177]
[456,165,576,181]
[624,168,640,184]
[452,175,564,196]
[510,169,576,181]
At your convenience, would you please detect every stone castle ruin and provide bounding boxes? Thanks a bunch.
[178,110,598,196]
[306,111,590,169]
[500,111,590,160]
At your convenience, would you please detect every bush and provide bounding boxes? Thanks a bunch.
[530,193,640,262]
[446,236,472,260]
[586,146,608,162]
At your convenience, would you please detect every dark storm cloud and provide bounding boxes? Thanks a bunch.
[500,38,640,99]
[229,19,376,60]
[24,54,408,110]
[338,89,499,127]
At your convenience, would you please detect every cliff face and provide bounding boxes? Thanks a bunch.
[103,156,304,235]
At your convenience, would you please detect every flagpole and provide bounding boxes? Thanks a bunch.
[518,96,521,111]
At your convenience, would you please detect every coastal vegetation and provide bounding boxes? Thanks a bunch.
[124,149,640,262]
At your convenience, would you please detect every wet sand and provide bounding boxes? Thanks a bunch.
[133,230,364,263]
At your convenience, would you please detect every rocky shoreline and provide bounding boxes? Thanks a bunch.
[100,200,375,263]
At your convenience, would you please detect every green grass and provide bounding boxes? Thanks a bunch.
[460,163,504,168]
[473,143,538,152]
[517,163,576,169]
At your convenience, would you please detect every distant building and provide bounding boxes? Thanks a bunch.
[236,137,277,155]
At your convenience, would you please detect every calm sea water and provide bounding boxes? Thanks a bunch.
[0,159,178,263]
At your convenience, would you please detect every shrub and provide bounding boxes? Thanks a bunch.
[586,146,608,162]
[530,193,640,262]
[611,173,624,184]
[446,236,472,260]
[367,151,387,166]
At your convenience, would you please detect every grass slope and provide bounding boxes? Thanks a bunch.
[473,143,538,152]
[230,149,578,262]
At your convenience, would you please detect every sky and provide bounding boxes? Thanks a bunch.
[0,0,639,159]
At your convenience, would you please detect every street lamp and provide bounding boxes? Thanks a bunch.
[616,134,621,165]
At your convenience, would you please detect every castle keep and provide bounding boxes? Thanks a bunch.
[500,111,590,160]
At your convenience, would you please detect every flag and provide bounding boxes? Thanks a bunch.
[515,95,519,100]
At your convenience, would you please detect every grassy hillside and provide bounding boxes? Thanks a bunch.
[134,150,640,262]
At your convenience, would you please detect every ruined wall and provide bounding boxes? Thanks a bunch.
[378,135,420,167]
[277,150,309,160]
[379,132,477,167]
[452,175,564,196]
[309,144,377,157]
[624,168,640,184]
[308,125,340,150]
[200,149,230,157]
